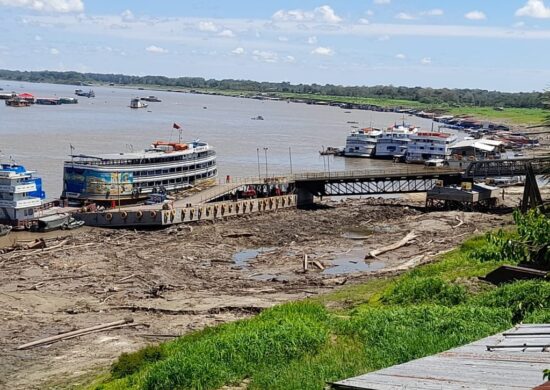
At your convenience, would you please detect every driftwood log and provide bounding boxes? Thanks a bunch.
[16,318,134,350]
[366,231,417,259]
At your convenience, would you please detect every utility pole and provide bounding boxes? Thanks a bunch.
[263,147,269,178]
[256,148,261,179]
[289,146,293,175]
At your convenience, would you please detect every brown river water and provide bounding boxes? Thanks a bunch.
[0,80,445,200]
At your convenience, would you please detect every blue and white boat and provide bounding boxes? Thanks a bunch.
[62,139,217,205]
[0,163,46,228]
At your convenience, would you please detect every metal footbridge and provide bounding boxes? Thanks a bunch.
[292,156,549,201]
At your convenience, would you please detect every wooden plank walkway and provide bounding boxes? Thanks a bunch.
[332,324,550,390]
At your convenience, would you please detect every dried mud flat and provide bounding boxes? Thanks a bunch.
[0,198,512,389]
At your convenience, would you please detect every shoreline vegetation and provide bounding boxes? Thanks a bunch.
[87,210,550,390]
[0,69,546,126]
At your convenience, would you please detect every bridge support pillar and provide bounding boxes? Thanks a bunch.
[296,188,314,207]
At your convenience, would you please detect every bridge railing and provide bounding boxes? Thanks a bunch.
[292,166,460,181]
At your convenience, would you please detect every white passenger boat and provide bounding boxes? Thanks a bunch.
[374,124,419,158]
[62,137,217,205]
[406,132,457,163]
[343,128,381,157]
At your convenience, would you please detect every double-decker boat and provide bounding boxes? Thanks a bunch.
[405,132,457,163]
[0,163,45,227]
[62,139,217,205]
[343,123,420,158]
[374,123,419,158]
[343,127,381,157]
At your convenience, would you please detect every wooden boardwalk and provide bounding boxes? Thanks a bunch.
[332,324,550,390]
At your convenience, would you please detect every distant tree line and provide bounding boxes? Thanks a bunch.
[0,69,543,109]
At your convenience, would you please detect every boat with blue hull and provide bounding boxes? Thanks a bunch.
[0,163,46,228]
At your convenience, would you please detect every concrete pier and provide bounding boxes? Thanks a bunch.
[76,194,297,228]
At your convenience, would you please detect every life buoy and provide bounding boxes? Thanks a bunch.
[181,210,186,220]
[121,211,128,219]
[105,213,113,221]
[163,213,169,223]
[190,209,195,219]
[136,210,143,219]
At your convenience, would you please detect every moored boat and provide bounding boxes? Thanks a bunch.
[405,132,457,163]
[5,98,31,107]
[130,98,148,109]
[62,132,217,206]
[0,163,46,228]
[59,97,78,104]
[75,89,95,98]
[343,127,381,157]
[36,98,61,105]
[141,96,161,102]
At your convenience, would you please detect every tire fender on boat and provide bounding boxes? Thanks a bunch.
[150,210,157,219]
[136,210,143,220]
[105,213,113,221]
[121,211,128,220]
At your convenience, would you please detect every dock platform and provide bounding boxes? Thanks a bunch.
[332,324,550,390]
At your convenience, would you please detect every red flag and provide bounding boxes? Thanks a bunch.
[173,123,181,129]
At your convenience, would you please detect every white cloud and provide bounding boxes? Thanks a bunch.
[315,5,342,23]
[121,9,134,22]
[231,47,245,55]
[0,0,83,13]
[252,50,278,63]
[421,57,432,64]
[359,18,370,25]
[465,11,487,20]
[278,36,289,42]
[272,5,342,24]
[311,46,334,56]
[307,36,317,44]
[422,9,444,16]
[49,47,59,55]
[374,0,390,4]
[378,34,390,41]
[516,0,550,18]
[514,21,526,28]
[395,53,406,59]
[145,45,168,54]
[395,12,416,20]
[283,55,296,63]
[198,21,218,32]
[366,10,374,16]
[34,35,42,41]
[218,29,235,38]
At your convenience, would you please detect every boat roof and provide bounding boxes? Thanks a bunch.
[67,141,210,162]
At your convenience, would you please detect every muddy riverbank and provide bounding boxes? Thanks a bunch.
[0,198,514,389]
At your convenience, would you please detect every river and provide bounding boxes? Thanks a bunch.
[0,80,445,199]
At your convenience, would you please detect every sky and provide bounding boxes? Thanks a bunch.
[0,0,549,92]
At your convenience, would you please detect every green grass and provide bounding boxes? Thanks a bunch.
[90,231,550,390]
[447,106,546,126]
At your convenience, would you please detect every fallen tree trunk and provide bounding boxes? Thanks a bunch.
[16,318,133,350]
[366,231,417,259]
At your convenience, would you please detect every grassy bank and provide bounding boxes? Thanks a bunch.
[192,89,545,126]
[89,214,550,390]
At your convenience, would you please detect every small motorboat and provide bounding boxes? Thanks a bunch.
[0,224,12,237]
[130,98,148,109]
[140,96,162,102]
[251,115,264,120]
